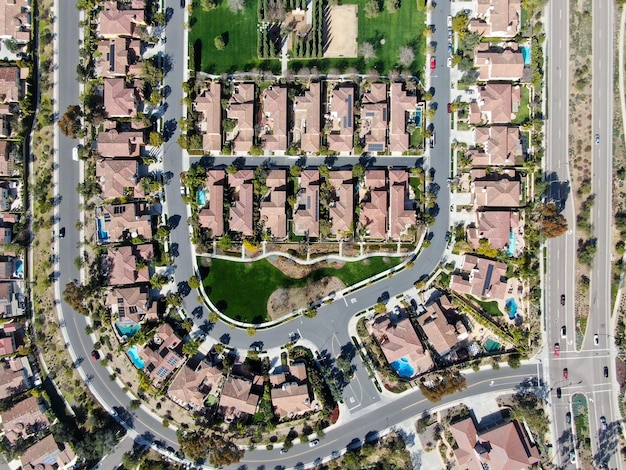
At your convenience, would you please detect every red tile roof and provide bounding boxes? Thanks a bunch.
[195,82,222,152]
[388,170,416,239]
[327,85,354,154]
[228,170,254,236]
[293,82,321,153]
[450,254,508,300]
[329,170,354,238]
[198,169,226,237]
[360,170,387,239]
[260,169,287,239]
[260,85,289,152]
[293,169,320,238]
[360,83,388,153]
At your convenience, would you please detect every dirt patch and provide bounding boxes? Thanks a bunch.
[267,276,345,319]
[324,5,359,58]
[267,255,345,278]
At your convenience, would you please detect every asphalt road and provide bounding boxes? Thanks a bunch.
[545,1,622,468]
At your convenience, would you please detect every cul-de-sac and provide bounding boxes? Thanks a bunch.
[0,0,623,468]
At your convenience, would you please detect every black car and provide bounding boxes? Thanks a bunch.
[180,0,186,6]
[560,294,565,306]
[556,387,562,398]
[604,366,609,378]
[59,227,66,238]
[91,349,100,361]
[566,412,571,424]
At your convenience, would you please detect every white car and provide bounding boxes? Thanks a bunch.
[447,57,452,68]
[72,146,79,161]
[447,15,452,27]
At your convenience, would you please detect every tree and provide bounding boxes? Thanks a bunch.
[373,302,387,314]
[3,38,22,54]
[218,234,233,249]
[290,164,302,177]
[385,0,400,12]
[451,12,469,32]
[227,0,245,13]
[187,275,200,289]
[63,281,89,315]
[166,292,183,307]
[226,163,239,175]
[534,203,568,238]
[201,0,220,10]
[319,219,332,239]
[179,431,209,461]
[352,163,365,180]
[507,354,521,369]
[364,0,381,17]
[156,225,171,240]
[149,132,164,147]
[359,42,376,60]
[58,105,83,137]
[207,433,244,466]
[214,35,226,50]
[183,339,200,356]
[398,46,415,67]
[247,326,256,336]
[223,118,237,133]
[150,273,169,289]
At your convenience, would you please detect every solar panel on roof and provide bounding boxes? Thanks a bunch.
[347,95,353,128]
[366,112,375,117]
[482,264,494,297]
[307,195,311,209]
[343,116,347,129]
[369,144,384,152]
[383,108,387,121]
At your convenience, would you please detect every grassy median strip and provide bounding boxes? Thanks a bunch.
[200,256,401,322]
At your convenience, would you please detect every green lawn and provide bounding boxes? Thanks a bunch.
[468,295,503,317]
[512,86,530,125]
[200,256,402,323]
[189,2,280,73]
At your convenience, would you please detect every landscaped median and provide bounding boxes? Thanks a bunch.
[198,255,403,323]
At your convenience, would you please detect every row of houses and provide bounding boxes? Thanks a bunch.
[194,81,424,156]
[198,167,418,241]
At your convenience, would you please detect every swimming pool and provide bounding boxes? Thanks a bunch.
[97,218,109,243]
[521,46,531,65]
[484,338,501,352]
[127,345,145,369]
[115,321,141,337]
[506,298,518,320]
[507,232,515,255]
[415,107,423,127]
[197,188,207,206]
[14,260,23,277]
[391,357,415,379]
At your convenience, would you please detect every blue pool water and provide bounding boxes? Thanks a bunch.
[507,232,516,255]
[97,218,109,243]
[521,46,530,65]
[415,107,423,127]
[127,345,144,369]
[15,260,23,275]
[197,188,206,206]
[115,321,141,337]
[484,338,501,352]
[391,357,415,379]
[506,298,518,319]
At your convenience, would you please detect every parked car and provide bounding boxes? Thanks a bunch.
[430,57,436,70]
[554,343,560,357]
[600,416,607,431]
[566,412,572,424]
[280,448,288,454]
[447,56,452,67]
[91,349,100,361]
[563,368,568,379]
[309,439,319,447]
[59,227,66,238]
[595,134,600,144]
[570,451,576,464]
[604,366,609,378]
[447,43,453,54]
[447,103,452,113]
[561,326,566,338]
[72,146,79,161]
[560,294,565,305]
[556,387,562,398]
[447,15,452,27]
[181,0,186,6]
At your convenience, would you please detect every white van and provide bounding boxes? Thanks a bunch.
[72,146,79,161]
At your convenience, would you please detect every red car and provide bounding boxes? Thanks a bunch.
[554,343,560,358]
[91,349,100,361]
[563,368,568,379]
[430,57,436,70]
[447,103,452,113]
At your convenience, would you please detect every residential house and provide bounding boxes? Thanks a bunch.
[293,169,319,238]
[470,83,521,124]
[96,159,144,201]
[194,82,222,153]
[20,434,76,470]
[469,0,521,38]
[475,44,524,81]
[368,310,434,378]
[327,85,354,154]
[228,169,254,237]
[107,285,158,326]
[218,374,263,422]
[418,294,468,358]
[0,66,20,103]
[96,37,142,78]
[0,180,11,211]
[260,85,288,152]
[450,254,508,300]
[168,360,223,411]
[0,213,13,244]
[98,6,145,39]
[140,324,183,387]
[359,83,388,153]
[468,126,521,166]
[2,395,49,444]
[99,201,152,242]
[389,170,416,239]
[0,256,14,278]
[0,330,14,355]
[293,82,321,153]
[260,169,287,239]
[104,78,142,118]
[328,170,353,239]
[97,129,144,158]
[450,416,540,470]
[270,363,319,420]
[106,244,152,286]
[0,281,25,318]
[468,210,521,251]
[0,106,12,138]
[0,0,30,43]
[389,83,418,154]
[198,169,225,237]
[0,140,17,176]
[226,83,255,154]
[0,357,29,399]
[471,169,522,208]
[360,170,387,239]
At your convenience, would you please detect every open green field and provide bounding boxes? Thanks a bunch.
[200,256,402,323]
[512,86,530,125]
[189,1,280,73]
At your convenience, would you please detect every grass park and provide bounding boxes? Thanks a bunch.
[200,256,402,323]
[189,0,426,75]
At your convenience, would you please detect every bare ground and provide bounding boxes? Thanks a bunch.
[266,255,345,278]
[267,276,345,320]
